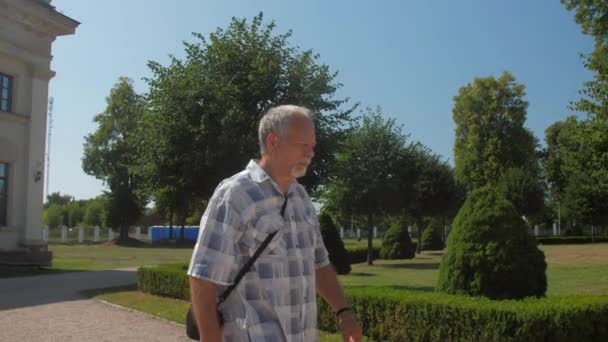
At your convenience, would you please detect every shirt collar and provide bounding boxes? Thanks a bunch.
[246,159,299,195]
[246,159,270,183]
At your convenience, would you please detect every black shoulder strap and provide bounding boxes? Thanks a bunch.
[218,195,288,304]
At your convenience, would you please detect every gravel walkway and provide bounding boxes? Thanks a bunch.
[0,269,191,341]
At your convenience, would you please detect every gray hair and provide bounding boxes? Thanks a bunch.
[258,105,313,155]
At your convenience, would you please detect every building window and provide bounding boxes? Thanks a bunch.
[0,163,7,226]
[0,73,13,113]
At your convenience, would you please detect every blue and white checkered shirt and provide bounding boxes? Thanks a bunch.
[188,160,330,342]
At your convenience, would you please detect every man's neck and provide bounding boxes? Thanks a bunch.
[257,157,294,195]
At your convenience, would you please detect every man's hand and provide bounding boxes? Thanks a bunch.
[338,310,363,342]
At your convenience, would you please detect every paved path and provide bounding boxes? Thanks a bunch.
[0,270,191,341]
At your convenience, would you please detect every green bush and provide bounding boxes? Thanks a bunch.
[142,264,608,341]
[537,236,608,245]
[318,287,608,342]
[137,264,190,300]
[420,218,444,250]
[319,212,351,275]
[437,186,547,299]
[380,218,416,259]
[347,246,381,264]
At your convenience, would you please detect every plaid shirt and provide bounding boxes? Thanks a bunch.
[187,160,330,342]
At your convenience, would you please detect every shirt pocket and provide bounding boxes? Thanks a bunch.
[242,213,287,258]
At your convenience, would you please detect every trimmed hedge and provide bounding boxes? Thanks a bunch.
[139,265,608,341]
[137,264,190,300]
[318,288,608,342]
[536,236,608,245]
[347,246,382,264]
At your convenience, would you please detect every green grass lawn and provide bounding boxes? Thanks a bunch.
[24,242,606,296]
[0,243,194,278]
[49,244,193,271]
[342,239,383,250]
[47,238,381,271]
[5,241,607,296]
[338,245,608,296]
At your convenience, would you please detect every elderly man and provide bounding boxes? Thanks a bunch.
[187,105,362,342]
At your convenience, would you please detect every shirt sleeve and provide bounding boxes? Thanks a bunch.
[187,183,244,285]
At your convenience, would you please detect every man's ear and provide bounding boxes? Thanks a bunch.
[266,132,279,153]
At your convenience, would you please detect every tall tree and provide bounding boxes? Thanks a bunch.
[452,72,544,217]
[45,192,73,208]
[543,117,608,226]
[83,197,106,228]
[82,77,145,241]
[66,201,85,227]
[547,0,608,224]
[543,118,576,201]
[406,150,464,252]
[323,109,408,265]
[453,72,536,189]
[562,0,608,121]
[43,204,64,229]
[138,13,355,227]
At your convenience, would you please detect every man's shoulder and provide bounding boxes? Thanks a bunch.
[214,170,256,197]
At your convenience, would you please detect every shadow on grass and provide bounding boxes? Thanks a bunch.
[0,266,84,278]
[0,269,136,310]
[81,284,138,298]
[347,284,435,292]
[386,285,435,292]
[50,238,196,249]
[349,272,375,277]
[378,262,440,270]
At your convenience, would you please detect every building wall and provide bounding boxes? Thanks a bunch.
[0,32,34,249]
[0,0,77,256]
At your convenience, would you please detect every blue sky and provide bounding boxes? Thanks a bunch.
[48,0,593,200]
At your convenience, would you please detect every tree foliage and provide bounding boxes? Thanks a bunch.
[82,77,145,241]
[137,13,356,234]
[437,186,547,299]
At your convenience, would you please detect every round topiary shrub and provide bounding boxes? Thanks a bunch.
[437,185,547,299]
[420,218,445,251]
[380,217,416,260]
[319,211,351,275]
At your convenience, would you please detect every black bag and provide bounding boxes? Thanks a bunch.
[186,196,288,340]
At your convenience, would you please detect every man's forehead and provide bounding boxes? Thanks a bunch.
[287,120,315,138]
[289,113,314,128]
[286,115,315,134]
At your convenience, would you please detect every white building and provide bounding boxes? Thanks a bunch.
[0,0,78,266]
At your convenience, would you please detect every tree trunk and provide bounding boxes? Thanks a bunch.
[367,212,374,265]
[119,224,129,241]
[179,212,185,241]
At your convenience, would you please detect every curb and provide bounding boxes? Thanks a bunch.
[94,298,187,329]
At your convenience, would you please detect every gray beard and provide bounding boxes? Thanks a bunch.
[291,165,308,178]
